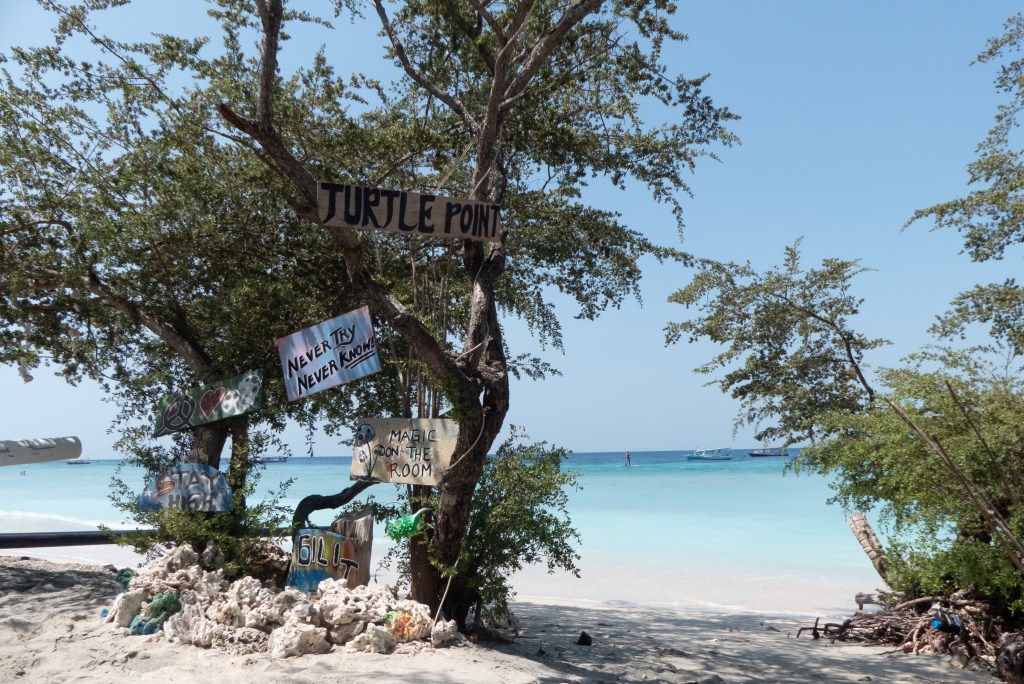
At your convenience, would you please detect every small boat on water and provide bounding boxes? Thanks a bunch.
[256,455,289,463]
[687,447,732,461]
[748,446,788,458]
[66,458,99,464]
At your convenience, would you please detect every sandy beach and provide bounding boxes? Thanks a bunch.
[0,553,994,684]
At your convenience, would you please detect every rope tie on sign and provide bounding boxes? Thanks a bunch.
[440,411,488,481]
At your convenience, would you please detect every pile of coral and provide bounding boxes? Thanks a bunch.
[104,545,463,657]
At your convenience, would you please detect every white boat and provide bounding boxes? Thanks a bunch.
[66,458,100,465]
[749,446,787,458]
[256,455,289,463]
[686,447,732,461]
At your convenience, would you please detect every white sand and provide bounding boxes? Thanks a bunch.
[0,554,994,683]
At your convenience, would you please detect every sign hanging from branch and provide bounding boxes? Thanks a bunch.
[136,463,233,512]
[277,306,381,401]
[153,371,263,437]
[317,182,502,243]
[350,417,458,486]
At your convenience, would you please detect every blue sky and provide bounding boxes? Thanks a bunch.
[3,2,1021,456]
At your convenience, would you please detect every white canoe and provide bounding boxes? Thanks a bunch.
[0,436,83,466]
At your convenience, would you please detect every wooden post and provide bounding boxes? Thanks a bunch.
[330,504,374,588]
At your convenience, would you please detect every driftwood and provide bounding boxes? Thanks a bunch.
[795,594,1008,673]
[997,633,1024,684]
[291,479,376,528]
[802,512,1024,678]
[329,504,375,588]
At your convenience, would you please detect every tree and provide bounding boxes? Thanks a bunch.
[668,245,1024,608]
[665,13,1024,611]
[211,0,735,624]
[906,12,1024,358]
[2,0,735,625]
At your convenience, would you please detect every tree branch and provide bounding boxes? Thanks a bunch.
[944,379,1017,501]
[501,0,603,112]
[253,0,281,131]
[219,0,480,406]
[372,0,480,134]
[292,479,376,528]
[467,0,507,44]
[444,1,496,73]
[883,396,1024,576]
[80,268,217,382]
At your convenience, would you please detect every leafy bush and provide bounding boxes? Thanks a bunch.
[456,429,582,617]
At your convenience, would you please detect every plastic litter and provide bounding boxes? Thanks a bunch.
[385,509,430,541]
[129,591,182,635]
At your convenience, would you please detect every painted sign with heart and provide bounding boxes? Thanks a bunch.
[153,371,263,437]
[286,528,360,592]
[136,463,232,512]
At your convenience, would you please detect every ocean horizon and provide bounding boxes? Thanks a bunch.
[0,449,884,619]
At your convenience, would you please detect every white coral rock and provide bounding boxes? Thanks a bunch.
[211,626,268,655]
[267,617,331,659]
[206,598,246,627]
[431,619,464,648]
[326,620,365,645]
[226,576,267,607]
[193,569,228,598]
[349,624,397,654]
[164,602,221,648]
[318,580,392,626]
[200,542,225,569]
[388,600,433,642]
[107,589,147,628]
[138,546,200,582]
[244,586,309,630]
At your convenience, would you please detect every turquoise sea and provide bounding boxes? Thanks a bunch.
[0,450,883,618]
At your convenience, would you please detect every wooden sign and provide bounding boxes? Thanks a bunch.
[137,463,233,512]
[277,306,381,401]
[0,436,81,466]
[154,371,263,437]
[318,182,501,243]
[351,417,458,486]
[329,505,374,589]
[286,528,360,592]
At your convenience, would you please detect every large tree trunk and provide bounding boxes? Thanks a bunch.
[435,400,508,623]
[408,485,436,609]
[187,422,229,468]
